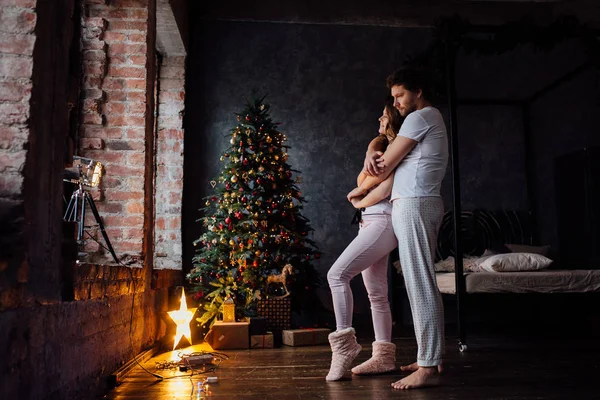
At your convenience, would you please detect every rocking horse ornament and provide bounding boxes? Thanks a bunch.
[266,264,294,298]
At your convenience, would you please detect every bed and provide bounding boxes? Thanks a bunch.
[391,209,600,350]
[436,270,600,295]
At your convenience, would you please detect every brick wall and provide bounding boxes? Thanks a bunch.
[79,0,151,264]
[0,0,36,262]
[154,55,185,269]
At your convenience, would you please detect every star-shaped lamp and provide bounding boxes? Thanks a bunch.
[168,288,197,350]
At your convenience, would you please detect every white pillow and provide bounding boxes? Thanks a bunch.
[479,253,553,272]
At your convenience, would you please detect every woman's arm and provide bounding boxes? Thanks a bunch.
[348,135,417,200]
[363,135,388,176]
[357,170,367,187]
[350,173,394,209]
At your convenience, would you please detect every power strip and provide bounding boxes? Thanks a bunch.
[183,354,214,366]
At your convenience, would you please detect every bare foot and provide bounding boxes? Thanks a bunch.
[391,367,440,390]
[400,362,443,374]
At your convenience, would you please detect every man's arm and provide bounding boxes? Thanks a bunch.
[350,174,393,209]
[363,135,387,176]
[348,135,417,200]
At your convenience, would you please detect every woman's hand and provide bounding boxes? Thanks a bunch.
[349,197,363,209]
[347,186,367,201]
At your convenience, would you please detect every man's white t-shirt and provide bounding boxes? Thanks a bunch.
[391,106,448,201]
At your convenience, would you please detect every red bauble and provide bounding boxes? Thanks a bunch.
[243,159,249,165]
[250,146,255,151]
[315,252,321,259]
[282,211,287,217]
[271,202,277,208]
[253,260,259,267]
[225,183,231,190]
[235,211,242,219]
[211,196,217,201]
[245,115,250,121]
[241,196,247,203]
[224,153,229,158]
[239,188,244,192]
[225,217,231,224]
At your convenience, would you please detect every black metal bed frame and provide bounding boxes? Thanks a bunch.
[437,18,600,352]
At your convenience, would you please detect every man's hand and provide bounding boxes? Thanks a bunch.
[363,151,384,176]
[376,154,388,174]
[347,186,367,201]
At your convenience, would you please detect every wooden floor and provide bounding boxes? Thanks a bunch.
[104,331,599,400]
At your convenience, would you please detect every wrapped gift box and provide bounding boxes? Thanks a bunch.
[282,328,330,347]
[256,298,291,331]
[243,316,267,336]
[250,331,274,349]
[204,321,249,350]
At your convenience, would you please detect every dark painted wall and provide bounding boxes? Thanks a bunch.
[183,21,529,311]
[530,66,600,251]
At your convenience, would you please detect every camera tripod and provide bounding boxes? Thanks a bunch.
[64,181,119,264]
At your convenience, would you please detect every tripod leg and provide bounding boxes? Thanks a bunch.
[78,190,86,243]
[64,194,76,221]
[85,193,120,264]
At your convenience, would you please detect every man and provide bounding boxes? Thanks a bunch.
[348,67,449,390]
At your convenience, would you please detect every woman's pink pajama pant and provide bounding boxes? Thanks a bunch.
[327,213,397,342]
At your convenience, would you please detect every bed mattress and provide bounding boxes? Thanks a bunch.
[436,270,600,294]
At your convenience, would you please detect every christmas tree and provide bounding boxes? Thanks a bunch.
[188,95,320,327]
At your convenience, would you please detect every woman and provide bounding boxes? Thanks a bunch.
[326,99,402,381]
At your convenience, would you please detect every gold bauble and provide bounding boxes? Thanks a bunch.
[255,250,262,256]
[231,175,238,183]
[205,201,210,206]
[230,137,236,145]
[266,136,272,143]
[220,156,225,161]
[229,240,235,246]
[249,169,255,175]
[224,192,229,198]
[274,155,279,161]
[256,200,261,206]
[258,166,264,172]
[220,237,227,244]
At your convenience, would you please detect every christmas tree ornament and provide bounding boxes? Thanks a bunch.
[210,181,216,188]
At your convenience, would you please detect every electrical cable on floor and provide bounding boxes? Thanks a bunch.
[84,231,228,394]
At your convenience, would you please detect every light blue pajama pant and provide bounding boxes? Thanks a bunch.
[392,197,445,367]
